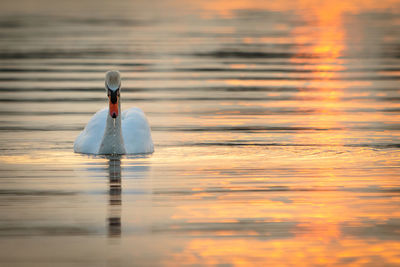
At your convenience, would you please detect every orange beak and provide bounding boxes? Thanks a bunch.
[109,97,119,118]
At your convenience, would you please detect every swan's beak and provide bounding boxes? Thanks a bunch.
[108,89,119,118]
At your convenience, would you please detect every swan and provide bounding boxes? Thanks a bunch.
[74,70,154,155]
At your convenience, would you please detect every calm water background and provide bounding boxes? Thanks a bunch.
[0,0,400,266]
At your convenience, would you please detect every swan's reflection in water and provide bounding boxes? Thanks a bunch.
[107,156,122,237]
[103,155,151,238]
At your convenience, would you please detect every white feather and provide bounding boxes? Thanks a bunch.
[74,107,154,154]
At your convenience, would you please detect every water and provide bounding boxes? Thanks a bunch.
[0,0,400,266]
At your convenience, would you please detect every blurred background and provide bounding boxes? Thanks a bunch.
[0,0,399,266]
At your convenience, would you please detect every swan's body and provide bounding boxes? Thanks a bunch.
[74,71,154,155]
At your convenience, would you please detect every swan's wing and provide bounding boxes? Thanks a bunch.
[122,107,154,154]
[74,108,107,154]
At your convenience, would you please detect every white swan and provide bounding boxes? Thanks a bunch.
[74,70,154,155]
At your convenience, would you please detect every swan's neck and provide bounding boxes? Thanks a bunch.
[98,102,126,155]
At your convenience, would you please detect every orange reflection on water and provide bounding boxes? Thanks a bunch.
[292,0,349,147]
[162,182,400,265]
[166,238,400,266]
[289,0,353,251]
[198,0,400,17]
[160,1,400,266]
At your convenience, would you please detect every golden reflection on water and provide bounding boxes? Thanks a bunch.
[166,239,400,266]
[199,0,400,17]
[293,0,347,145]
[0,0,399,266]
[157,2,400,266]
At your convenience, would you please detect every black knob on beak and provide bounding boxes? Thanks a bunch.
[109,89,119,104]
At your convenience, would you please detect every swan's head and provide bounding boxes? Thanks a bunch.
[105,70,121,119]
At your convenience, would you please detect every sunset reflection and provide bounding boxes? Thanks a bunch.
[157,1,400,266]
[0,0,399,266]
[293,0,347,145]
[199,0,400,17]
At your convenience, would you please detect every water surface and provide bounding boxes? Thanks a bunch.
[0,0,400,266]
